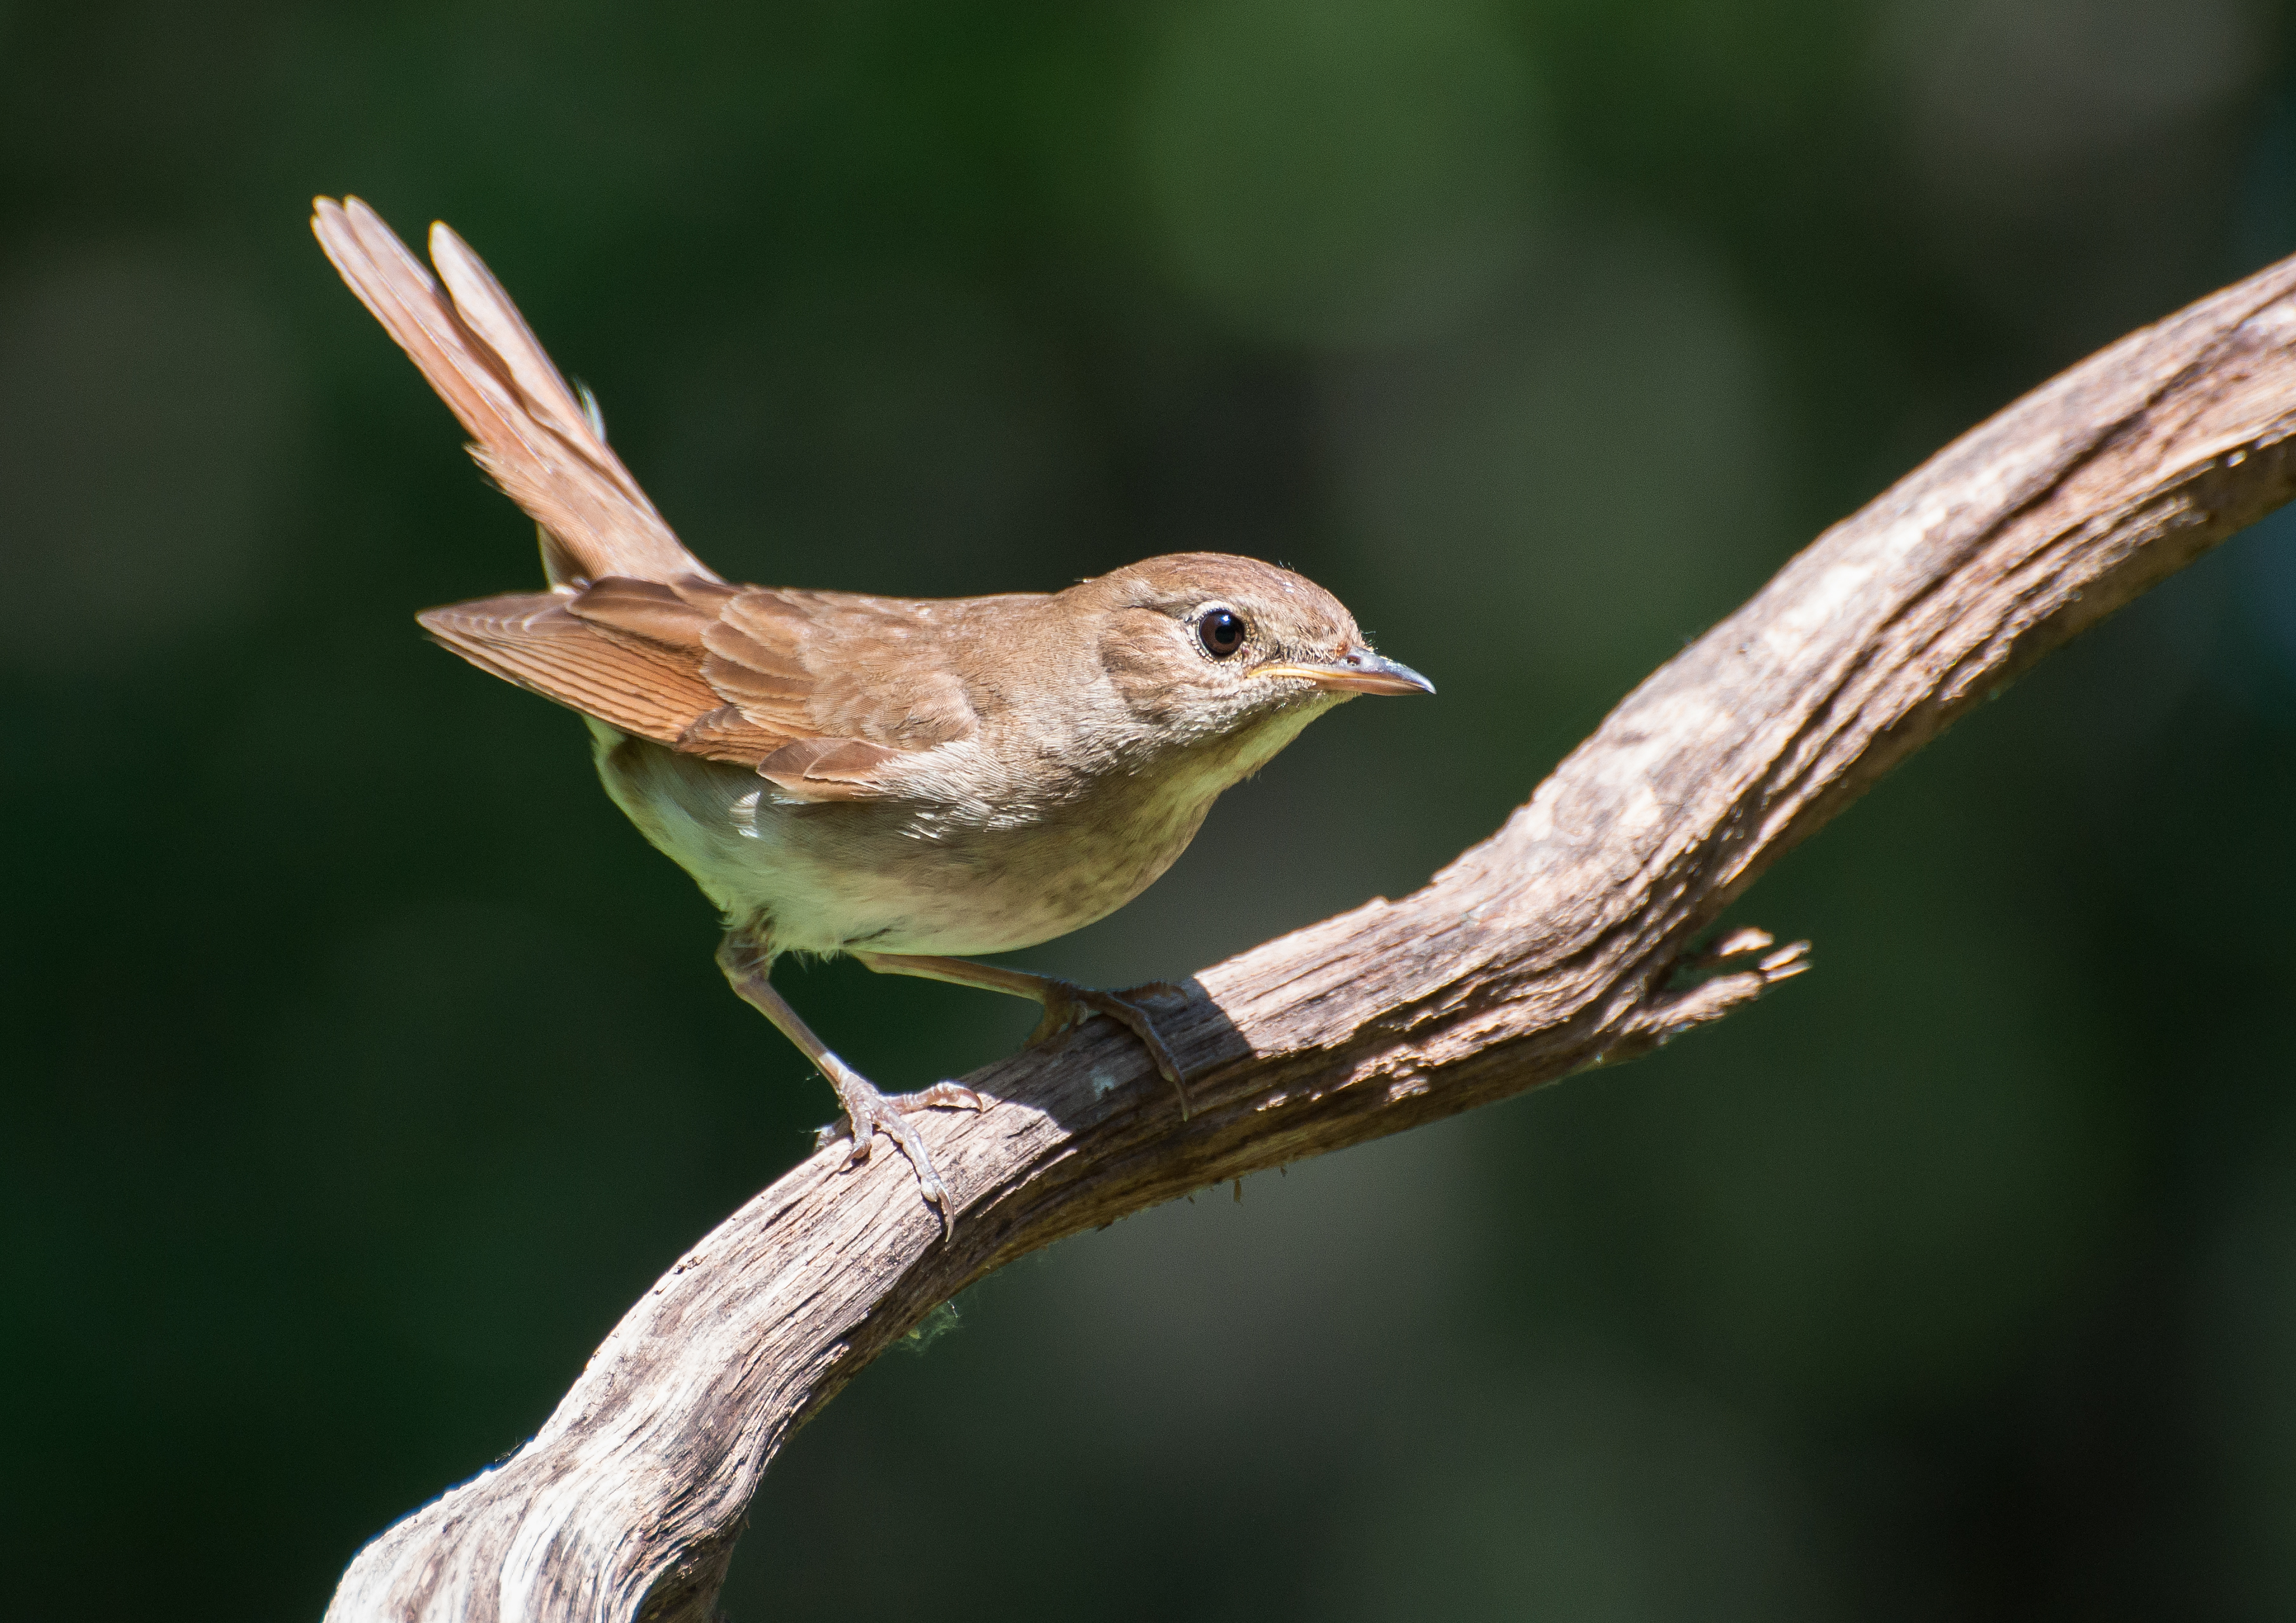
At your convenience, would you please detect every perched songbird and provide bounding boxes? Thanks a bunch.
[312,197,1433,1225]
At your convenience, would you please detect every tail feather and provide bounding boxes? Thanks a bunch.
[312,195,716,588]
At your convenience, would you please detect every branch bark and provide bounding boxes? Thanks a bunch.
[326,253,2296,1623]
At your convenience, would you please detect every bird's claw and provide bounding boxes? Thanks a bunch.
[814,1073,985,1236]
[1027,979,1192,1115]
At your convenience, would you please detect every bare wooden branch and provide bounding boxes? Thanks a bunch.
[325,253,2296,1623]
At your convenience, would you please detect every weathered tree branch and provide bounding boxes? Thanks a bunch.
[326,253,2296,1623]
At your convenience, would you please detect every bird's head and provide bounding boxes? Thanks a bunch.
[1082,553,1432,765]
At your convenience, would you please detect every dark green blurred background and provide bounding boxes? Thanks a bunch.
[6,1,2296,1617]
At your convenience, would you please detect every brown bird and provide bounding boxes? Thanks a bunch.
[312,197,1432,1226]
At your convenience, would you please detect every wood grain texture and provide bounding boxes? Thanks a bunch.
[324,253,2296,1623]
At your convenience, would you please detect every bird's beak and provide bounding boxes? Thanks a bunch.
[1254,646,1435,696]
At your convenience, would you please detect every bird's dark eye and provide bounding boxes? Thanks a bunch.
[1198,608,1247,659]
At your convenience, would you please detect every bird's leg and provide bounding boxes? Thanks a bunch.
[852,952,1192,1117]
[715,936,982,1231]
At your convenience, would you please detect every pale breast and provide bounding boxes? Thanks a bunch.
[588,728,1196,956]
[587,699,1328,961]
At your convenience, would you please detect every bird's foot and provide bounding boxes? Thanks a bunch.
[812,1061,984,1235]
[1026,979,1192,1115]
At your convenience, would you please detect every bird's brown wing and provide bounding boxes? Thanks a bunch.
[419,576,990,799]
[324,195,1005,796]
[312,195,714,588]
[416,590,726,744]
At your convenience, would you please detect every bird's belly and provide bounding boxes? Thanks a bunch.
[590,728,1208,958]
[773,807,1198,957]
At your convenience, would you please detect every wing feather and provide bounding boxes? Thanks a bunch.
[564,575,717,652]
[414,584,936,799]
[418,593,727,746]
[755,737,907,800]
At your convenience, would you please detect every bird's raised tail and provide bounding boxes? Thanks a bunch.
[312,195,717,589]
